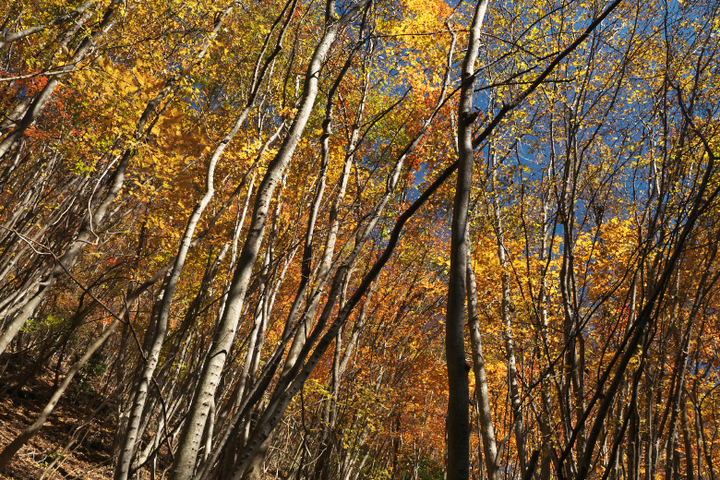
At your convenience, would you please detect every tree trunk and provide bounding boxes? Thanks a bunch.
[168,4,370,478]
[445,2,489,478]
[466,247,499,480]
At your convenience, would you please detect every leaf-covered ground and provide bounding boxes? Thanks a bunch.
[0,359,119,480]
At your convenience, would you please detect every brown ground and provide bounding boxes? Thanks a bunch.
[0,360,116,480]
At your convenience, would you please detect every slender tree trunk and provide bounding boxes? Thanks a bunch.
[445,2,489,478]
[114,19,265,474]
[466,249,500,480]
[491,185,527,476]
[168,4,370,478]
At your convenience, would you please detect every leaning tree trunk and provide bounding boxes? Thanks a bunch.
[113,2,296,476]
[168,3,371,478]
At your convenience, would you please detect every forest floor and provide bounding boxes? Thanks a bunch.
[0,358,117,480]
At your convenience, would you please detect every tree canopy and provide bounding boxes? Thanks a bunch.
[1,0,719,479]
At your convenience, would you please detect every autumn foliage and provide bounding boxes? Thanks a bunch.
[0,0,719,479]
